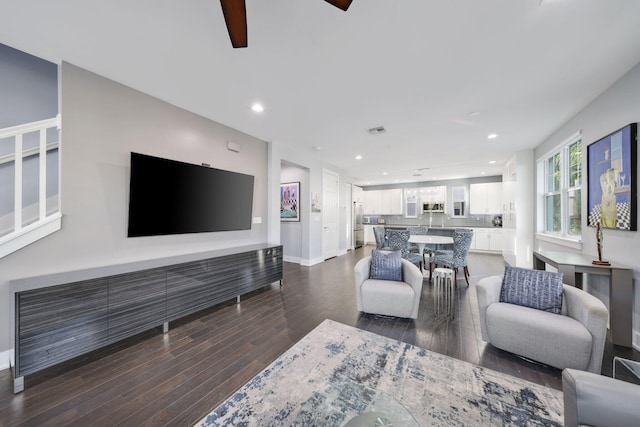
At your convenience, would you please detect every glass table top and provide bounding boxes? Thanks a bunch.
[294,381,418,427]
[613,356,640,386]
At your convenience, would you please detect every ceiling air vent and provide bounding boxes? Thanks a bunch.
[368,126,386,135]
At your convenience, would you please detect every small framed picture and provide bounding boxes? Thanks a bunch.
[280,182,300,222]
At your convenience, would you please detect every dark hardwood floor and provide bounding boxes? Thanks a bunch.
[1,246,638,426]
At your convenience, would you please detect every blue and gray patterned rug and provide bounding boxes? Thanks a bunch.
[196,319,563,426]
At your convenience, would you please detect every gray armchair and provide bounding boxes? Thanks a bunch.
[477,275,608,373]
[354,256,423,319]
[563,368,640,427]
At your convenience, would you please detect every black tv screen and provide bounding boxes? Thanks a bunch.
[127,152,254,237]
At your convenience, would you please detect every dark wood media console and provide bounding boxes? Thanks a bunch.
[12,244,283,393]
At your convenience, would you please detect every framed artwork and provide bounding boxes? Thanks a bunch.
[311,191,322,213]
[280,182,300,222]
[587,123,637,231]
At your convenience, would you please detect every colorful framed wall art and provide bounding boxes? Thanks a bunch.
[587,123,637,231]
[280,182,300,222]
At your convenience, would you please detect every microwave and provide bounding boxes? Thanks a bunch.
[422,202,445,212]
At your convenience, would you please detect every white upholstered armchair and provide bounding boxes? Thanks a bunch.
[354,255,424,319]
[477,274,608,373]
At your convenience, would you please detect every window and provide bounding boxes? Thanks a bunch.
[539,134,582,240]
[451,185,468,217]
[405,189,418,218]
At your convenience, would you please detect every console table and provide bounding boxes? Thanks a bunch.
[533,250,633,347]
[11,244,283,393]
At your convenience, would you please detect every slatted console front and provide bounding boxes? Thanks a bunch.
[12,244,283,393]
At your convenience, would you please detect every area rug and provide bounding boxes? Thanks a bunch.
[195,319,563,426]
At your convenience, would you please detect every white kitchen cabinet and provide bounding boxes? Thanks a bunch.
[382,189,403,215]
[363,189,402,215]
[489,229,503,252]
[364,225,375,245]
[470,228,503,253]
[470,182,502,214]
[363,190,382,214]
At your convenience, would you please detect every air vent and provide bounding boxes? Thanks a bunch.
[368,126,386,135]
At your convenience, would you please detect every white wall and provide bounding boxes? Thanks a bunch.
[0,62,270,356]
[280,163,309,263]
[268,141,355,266]
[0,43,57,129]
[0,44,59,221]
[534,62,640,348]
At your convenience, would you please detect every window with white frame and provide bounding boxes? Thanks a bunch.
[539,133,582,240]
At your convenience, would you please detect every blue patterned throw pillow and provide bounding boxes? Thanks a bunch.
[500,266,564,314]
[370,250,403,282]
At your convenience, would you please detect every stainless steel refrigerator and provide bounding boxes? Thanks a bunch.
[353,202,364,248]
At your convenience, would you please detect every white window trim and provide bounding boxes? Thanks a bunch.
[536,131,583,247]
[536,232,582,250]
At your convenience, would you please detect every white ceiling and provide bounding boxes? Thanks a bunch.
[2,0,640,185]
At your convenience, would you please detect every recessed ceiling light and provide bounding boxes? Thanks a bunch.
[432,176,437,180]
[355,155,362,160]
[487,133,498,140]
[382,172,388,175]
[469,111,481,117]
[480,171,486,175]
[251,103,264,112]
[489,160,496,164]
[313,146,322,151]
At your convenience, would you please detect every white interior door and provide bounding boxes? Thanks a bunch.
[344,182,353,250]
[322,170,339,260]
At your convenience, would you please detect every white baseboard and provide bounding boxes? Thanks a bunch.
[283,255,301,264]
[283,256,324,266]
[301,257,324,267]
[0,349,13,371]
[338,249,348,257]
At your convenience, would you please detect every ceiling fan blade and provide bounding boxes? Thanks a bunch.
[220,0,247,48]
[324,0,353,11]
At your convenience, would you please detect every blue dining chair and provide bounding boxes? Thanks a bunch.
[429,228,473,285]
[373,226,389,250]
[386,229,424,271]
[407,226,433,263]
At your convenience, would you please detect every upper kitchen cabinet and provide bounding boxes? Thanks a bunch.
[469,182,502,214]
[383,189,403,215]
[363,189,403,215]
[363,190,382,214]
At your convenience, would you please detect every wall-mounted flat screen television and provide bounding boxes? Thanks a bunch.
[127,152,254,237]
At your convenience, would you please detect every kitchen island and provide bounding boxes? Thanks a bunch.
[364,225,503,253]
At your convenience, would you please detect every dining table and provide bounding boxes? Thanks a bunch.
[407,235,454,255]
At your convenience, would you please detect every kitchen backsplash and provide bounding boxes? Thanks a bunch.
[364,212,499,228]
